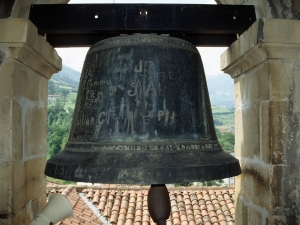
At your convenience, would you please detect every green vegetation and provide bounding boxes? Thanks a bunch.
[197,179,224,186]
[216,129,235,151]
[46,176,76,185]
[211,106,235,151]
[47,101,74,160]
[211,105,234,128]
[175,179,225,187]
[47,72,78,184]
[175,182,193,187]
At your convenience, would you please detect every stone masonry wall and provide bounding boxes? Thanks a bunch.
[0,19,61,225]
[0,1,67,224]
[216,0,300,20]
[221,18,300,224]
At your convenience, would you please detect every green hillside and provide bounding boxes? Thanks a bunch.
[206,74,234,109]
[51,65,81,92]
[48,65,80,108]
[211,105,234,129]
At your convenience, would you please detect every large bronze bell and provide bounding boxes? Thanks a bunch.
[45,34,241,184]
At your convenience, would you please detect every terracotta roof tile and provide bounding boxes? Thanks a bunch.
[220,221,228,225]
[47,185,236,225]
[202,215,211,223]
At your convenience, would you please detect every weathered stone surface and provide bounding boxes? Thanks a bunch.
[269,101,289,165]
[11,100,23,161]
[0,60,13,97]
[221,19,300,78]
[216,0,300,19]
[270,165,284,210]
[0,19,37,46]
[12,60,47,102]
[0,98,12,163]
[262,19,300,43]
[235,61,270,108]
[235,104,260,159]
[248,205,264,224]
[0,0,16,19]
[234,196,248,225]
[11,157,46,214]
[269,60,294,101]
[238,161,271,209]
[24,103,47,158]
[0,19,62,77]
[0,162,12,217]
[290,62,300,113]
[223,18,300,223]
[9,195,46,225]
[0,18,60,225]
[260,101,271,164]
[10,0,70,19]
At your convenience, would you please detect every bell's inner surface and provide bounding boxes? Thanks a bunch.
[45,34,241,184]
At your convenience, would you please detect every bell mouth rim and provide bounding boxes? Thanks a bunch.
[45,149,241,184]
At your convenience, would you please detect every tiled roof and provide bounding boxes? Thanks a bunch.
[46,184,235,225]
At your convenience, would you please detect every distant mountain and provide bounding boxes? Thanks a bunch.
[51,65,81,91]
[206,74,234,109]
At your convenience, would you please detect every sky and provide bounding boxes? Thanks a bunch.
[56,0,227,76]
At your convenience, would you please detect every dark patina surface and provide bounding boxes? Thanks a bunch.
[45,35,241,184]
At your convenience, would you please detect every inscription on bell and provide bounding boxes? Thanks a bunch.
[70,35,214,144]
[90,143,221,151]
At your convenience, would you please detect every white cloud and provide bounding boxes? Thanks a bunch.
[198,47,227,76]
[56,47,89,73]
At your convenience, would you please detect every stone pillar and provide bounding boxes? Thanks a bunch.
[215,0,300,20]
[0,18,61,225]
[221,18,300,224]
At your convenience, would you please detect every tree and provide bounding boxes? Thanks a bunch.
[216,129,235,151]
[213,118,223,126]
[47,103,74,159]
[175,182,193,187]
[198,179,224,186]
[48,80,58,94]
[59,88,70,105]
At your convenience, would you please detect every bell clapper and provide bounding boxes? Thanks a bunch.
[148,184,171,225]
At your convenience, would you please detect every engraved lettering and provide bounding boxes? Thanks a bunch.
[134,60,143,73]
[170,111,176,124]
[94,111,106,138]
[158,110,164,121]
[145,81,157,97]
[74,167,84,179]
[109,86,117,95]
[117,84,125,91]
[164,110,170,126]
[127,81,141,96]
[149,110,154,119]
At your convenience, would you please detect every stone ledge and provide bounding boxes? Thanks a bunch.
[222,43,300,78]
[0,18,61,78]
[0,43,60,79]
[221,18,300,77]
